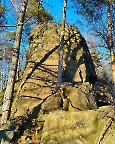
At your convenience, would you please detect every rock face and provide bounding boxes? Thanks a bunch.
[41,107,115,144]
[59,82,97,111]
[10,22,97,117]
[27,22,97,84]
[0,22,115,144]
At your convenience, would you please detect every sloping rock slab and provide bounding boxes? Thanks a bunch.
[41,106,115,144]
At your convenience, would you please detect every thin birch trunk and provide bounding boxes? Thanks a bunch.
[1,0,28,124]
[107,3,115,86]
[56,0,67,91]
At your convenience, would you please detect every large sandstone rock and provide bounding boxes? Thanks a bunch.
[0,22,115,144]
[41,106,115,144]
[10,22,97,118]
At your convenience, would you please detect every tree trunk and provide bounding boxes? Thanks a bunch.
[107,3,115,85]
[1,0,28,124]
[56,0,67,91]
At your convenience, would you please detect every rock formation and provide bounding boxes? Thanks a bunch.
[0,22,114,144]
[41,106,115,144]
[10,22,97,117]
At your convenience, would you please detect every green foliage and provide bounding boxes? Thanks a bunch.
[0,6,4,17]
[91,49,102,67]
[0,0,4,17]
[71,0,115,49]
[5,30,15,39]
[25,0,53,24]
[0,30,15,61]
[72,0,103,20]
[0,2,5,28]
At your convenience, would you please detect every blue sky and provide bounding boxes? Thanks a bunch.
[2,0,84,35]
[2,0,110,63]
[1,0,110,61]
[2,0,87,49]
[43,0,78,23]
[43,0,85,35]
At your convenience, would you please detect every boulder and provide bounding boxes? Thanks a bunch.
[59,82,97,111]
[41,106,115,144]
